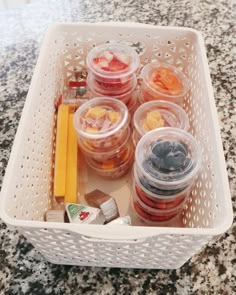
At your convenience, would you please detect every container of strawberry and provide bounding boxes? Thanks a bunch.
[86,43,140,92]
[87,72,137,106]
[140,62,190,106]
[133,166,191,210]
[132,187,187,223]
[132,100,189,146]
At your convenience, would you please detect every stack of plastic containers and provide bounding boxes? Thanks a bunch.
[132,100,190,146]
[73,97,133,178]
[139,62,190,106]
[132,127,202,224]
[86,43,140,115]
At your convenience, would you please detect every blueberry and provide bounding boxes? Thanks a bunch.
[172,142,188,156]
[152,141,172,158]
[149,154,163,169]
[164,151,187,171]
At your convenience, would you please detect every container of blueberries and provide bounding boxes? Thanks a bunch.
[133,127,202,224]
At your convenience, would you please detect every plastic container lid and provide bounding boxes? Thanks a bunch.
[87,73,137,102]
[132,186,186,215]
[86,144,133,175]
[132,199,181,224]
[141,62,190,98]
[135,127,202,190]
[78,126,131,158]
[133,163,191,201]
[73,97,128,139]
[133,100,189,137]
[87,43,140,80]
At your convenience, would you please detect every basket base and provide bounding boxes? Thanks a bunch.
[83,166,185,228]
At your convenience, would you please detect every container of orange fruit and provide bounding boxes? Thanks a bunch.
[132,100,189,146]
[73,97,133,177]
[140,62,190,106]
[86,143,133,178]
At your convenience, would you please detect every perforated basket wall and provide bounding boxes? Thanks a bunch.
[0,23,233,269]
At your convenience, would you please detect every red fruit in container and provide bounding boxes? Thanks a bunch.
[87,73,137,105]
[87,43,140,92]
[135,183,186,210]
[133,201,178,222]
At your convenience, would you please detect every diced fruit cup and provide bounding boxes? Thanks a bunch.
[140,62,190,106]
[132,188,185,223]
[132,198,182,223]
[133,165,191,210]
[78,126,131,160]
[73,97,129,153]
[135,127,202,192]
[86,43,140,91]
[87,73,137,105]
[86,143,134,178]
[132,100,189,146]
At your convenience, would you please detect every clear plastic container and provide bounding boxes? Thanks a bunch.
[133,165,191,209]
[133,100,189,146]
[132,192,183,223]
[73,97,129,153]
[140,62,190,106]
[78,126,131,160]
[125,93,139,116]
[135,127,202,192]
[87,73,137,104]
[132,187,185,215]
[86,43,140,91]
[86,143,134,178]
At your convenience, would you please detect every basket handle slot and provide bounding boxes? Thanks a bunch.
[81,235,147,244]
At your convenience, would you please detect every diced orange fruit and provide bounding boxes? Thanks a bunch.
[120,148,130,162]
[108,111,120,124]
[86,127,98,133]
[145,110,164,130]
[102,160,115,170]
[85,107,107,119]
[151,67,183,94]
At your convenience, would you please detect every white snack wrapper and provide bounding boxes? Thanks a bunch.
[100,198,119,222]
[107,216,131,226]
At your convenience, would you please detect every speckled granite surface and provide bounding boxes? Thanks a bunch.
[0,0,235,294]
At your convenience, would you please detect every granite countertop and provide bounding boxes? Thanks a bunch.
[0,0,235,294]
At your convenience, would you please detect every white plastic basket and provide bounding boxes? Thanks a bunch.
[0,23,233,269]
